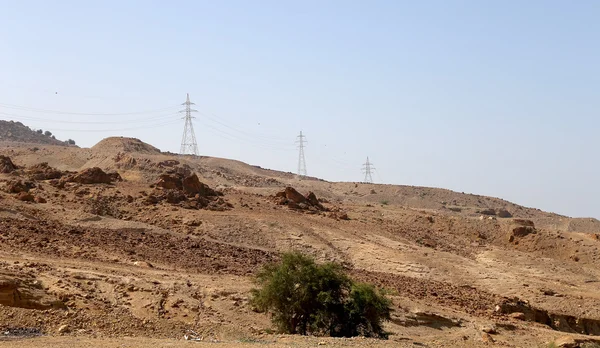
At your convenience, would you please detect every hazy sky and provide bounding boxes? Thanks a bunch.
[1,1,599,218]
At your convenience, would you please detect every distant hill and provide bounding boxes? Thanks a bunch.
[0,120,74,146]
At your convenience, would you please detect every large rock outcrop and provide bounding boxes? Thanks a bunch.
[68,167,122,184]
[150,171,228,211]
[0,273,65,310]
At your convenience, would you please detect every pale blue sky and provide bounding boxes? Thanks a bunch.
[1,1,599,218]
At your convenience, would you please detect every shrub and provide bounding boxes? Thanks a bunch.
[251,252,391,338]
[380,200,389,205]
[44,130,52,136]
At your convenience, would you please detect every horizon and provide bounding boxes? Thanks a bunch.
[1,1,598,219]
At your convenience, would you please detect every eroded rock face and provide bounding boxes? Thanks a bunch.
[0,273,65,310]
[0,155,17,173]
[508,219,537,242]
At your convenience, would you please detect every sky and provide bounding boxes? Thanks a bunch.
[0,0,599,218]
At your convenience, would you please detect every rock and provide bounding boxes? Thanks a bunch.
[156,173,182,190]
[34,196,47,204]
[144,195,160,205]
[509,312,526,320]
[69,167,117,184]
[480,325,496,334]
[26,162,65,180]
[182,174,218,196]
[509,225,536,242]
[497,209,512,218]
[513,219,535,227]
[165,189,187,204]
[57,324,70,334]
[553,335,577,348]
[478,208,496,216]
[481,333,495,343]
[0,155,17,173]
[157,160,180,167]
[284,187,308,204]
[541,289,557,296]
[16,192,35,202]
[133,261,153,268]
[5,180,34,194]
[0,274,65,310]
[306,192,320,206]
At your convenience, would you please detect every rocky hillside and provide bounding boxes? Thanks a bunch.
[1,137,600,348]
[0,120,74,146]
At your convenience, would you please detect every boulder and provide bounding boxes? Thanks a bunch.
[17,192,34,202]
[285,187,308,204]
[0,155,17,173]
[182,173,218,196]
[69,167,117,184]
[26,162,65,180]
[497,209,513,218]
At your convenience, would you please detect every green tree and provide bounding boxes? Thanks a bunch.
[251,252,391,338]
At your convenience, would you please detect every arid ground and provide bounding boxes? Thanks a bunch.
[1,128,600,347]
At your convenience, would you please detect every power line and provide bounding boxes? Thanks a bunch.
[0,111,179,124]
[0,102,180,116]
[32,119,182,132]
[362,157,375,183]
[198,111,290,144]
[296,131,307,176]
[179,93,199,156]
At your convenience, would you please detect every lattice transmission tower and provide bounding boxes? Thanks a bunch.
[296,131,307,176]
[362,157,375,183]
[179,93,199,156]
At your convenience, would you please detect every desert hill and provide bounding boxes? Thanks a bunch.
[0,120,74,146]
[1,136,600,347]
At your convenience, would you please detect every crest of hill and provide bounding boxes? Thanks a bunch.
[0,120,71,146]
[91,137,161,155]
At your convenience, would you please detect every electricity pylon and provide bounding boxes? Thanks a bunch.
[296,131,307,176]
[179,93,199,156]
[362,157,374,183]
